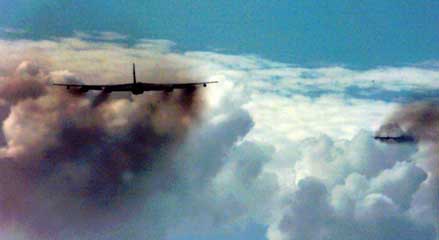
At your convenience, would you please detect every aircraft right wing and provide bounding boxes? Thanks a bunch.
[138,81,219,91]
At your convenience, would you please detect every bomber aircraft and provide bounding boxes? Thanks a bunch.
[373,123,417,144]
[373,135,416,143]
[51,63,217,95]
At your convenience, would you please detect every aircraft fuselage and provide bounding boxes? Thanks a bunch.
[132,83,144,95]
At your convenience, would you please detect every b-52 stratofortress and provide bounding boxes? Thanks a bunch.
[373,135,416,143]
[373,123,417,144]
[51,63,218,95]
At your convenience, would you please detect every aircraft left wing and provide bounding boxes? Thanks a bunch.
[50,83,133,91]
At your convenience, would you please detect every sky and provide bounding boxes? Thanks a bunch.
[1,1,439,68]
[0,1,438,240]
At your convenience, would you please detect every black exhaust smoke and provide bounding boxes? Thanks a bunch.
[0,60,206,238]
[375,101,439,144]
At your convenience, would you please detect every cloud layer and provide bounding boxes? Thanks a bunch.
[0,35,437,240]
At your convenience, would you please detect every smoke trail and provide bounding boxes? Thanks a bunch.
[387,101,439,143]
[0,60,206,238]
[375,101,439,143]
[91,91,110,107]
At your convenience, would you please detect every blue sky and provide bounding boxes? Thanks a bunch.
[1,0,439,68]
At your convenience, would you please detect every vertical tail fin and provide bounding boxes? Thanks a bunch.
[133,63,137,84]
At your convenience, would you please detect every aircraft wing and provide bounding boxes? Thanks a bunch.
[373,135,417,143]
[139,81,218,91]
[50,83,133,91]
[50,63,218,94]
[50,80,218,93]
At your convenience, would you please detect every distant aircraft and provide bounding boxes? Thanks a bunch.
[51,63,218,95]
[373,122,417,144]
[373,135,417,143]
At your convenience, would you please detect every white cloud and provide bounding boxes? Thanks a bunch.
[73,31,128,41]
[369,161,427,210]
[0,27,26,35]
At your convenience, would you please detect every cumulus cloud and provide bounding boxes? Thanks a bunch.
[195,47,437,240]
[270,172,434,240]
[73,31,129,41]
[0,35,437,240]
[268,132,436,240]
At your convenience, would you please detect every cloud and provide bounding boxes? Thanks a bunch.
[0,27,26,35]
[73,31,128,41]
[267,131,436,240]
[270,173,434,240]
[199,51,438,240]
[0,39,277,239]
[278,177,334,240]
[0,35,437,240]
